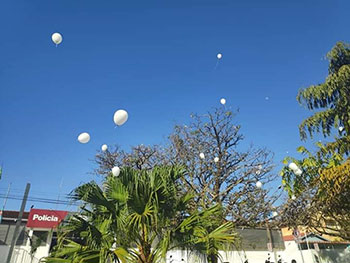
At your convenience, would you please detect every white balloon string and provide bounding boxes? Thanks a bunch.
[214,60,219,70]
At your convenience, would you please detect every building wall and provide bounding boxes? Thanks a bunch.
[2,242,350,263]
[166,243,350,263]
[0,225,52,263]
[168,249,287,263]
[0,244,48,263]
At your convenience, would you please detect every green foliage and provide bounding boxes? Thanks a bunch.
[46,166,236,263]
[282,41,350,192]
[280,41,350,240]
[297,41,350,155]
[280,143,344,195]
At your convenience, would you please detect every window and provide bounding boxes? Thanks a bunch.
[0,223,27,246]
[31,231,48,247]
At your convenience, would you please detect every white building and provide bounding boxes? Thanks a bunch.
[1,209,349,263]
[0,209,67,263]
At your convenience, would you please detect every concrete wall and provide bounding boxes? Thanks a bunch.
[2,241,349,263]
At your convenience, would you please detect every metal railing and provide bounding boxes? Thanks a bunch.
[11,247,40,263]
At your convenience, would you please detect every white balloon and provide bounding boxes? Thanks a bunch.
[112,166,120,177]
[199,153,205,159]
[272,211,278,218]
[113,110,128,126]
[77,132,90,144]
[217,53,222,59]
[291,195,296,200]
[288,162,299,171]
[214,157,219,163]
[339,126,344,132]
[256,181,263,188]
[294,169,303,176]
[101,144,108,152]
[220,98,226,105]
[52,33,63,45]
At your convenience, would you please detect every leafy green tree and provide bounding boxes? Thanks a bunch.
[280,144,343,194]
[281,41,350,187]
[297,41,350,156]
[46,166,236,263]
[280,41,350,240]
[281,41,350,192]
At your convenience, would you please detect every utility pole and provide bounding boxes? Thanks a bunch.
[6,183,30,263]
[266,220,277,263]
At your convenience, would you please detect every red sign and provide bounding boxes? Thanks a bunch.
[27,209,68,229]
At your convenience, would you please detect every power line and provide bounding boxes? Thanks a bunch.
[0,187,72,197]
[0,194,80,206]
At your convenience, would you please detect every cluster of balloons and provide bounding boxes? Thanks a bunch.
[199,150,265,190]
[255,164,264,189]
[55,35,275,195]
[110,110,126,176]
[76,109,129,177]
[52,32,121,174]
[198,153,221,164]
[288,162,302,176]
[77,109,129,144]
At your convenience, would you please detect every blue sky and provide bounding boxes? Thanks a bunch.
[0,0,349,211]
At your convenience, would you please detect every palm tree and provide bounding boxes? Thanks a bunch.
[45,166,236,263]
